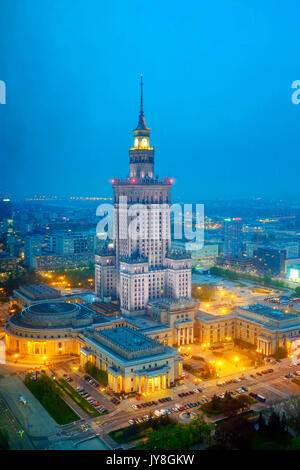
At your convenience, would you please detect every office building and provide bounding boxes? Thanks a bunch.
[223,218,243,261]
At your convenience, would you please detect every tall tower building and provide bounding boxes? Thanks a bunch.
[223,217,243,261]
[95,77,193,317]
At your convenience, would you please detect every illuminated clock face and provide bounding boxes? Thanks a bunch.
[135,138,139,147]
[142,138,148,147]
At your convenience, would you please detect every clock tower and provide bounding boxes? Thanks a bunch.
[129,74,154,179]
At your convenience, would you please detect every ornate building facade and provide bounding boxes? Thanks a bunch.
[95,77,195,329]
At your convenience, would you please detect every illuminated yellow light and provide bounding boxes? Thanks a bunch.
[14,353,19,358]
[43,355,47,360]
[218,361,222,366]
[234,357,238,362]
[205,304,210,308]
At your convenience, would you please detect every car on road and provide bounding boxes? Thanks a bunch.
[18,396,27,406]
[111,398,120,405]
[256,394,267,403]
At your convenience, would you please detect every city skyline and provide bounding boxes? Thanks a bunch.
[1,1,300,201]
[1,1,300,454]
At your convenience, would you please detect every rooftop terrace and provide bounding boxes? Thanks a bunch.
[94,326,165,360]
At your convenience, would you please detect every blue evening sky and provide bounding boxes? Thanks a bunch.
[0,0,299,201]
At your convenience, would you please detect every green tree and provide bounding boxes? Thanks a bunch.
[294,286,300,298]
[214,415,255,450]
[210,394,222,413]
[257,412,267,435]
[267,411,287,443]
[274,346,288,360]
[192,283,216,301]
[137,416,213,450]
[0,429,9,450]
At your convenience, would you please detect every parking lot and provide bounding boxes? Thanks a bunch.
[50,361,115,413]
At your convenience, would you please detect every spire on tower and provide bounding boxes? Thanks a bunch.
[135,74,149,131]
[140,74,144,116]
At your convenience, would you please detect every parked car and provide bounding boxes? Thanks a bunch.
[256,394,266,403]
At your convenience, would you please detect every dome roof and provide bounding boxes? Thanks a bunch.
[9,301,81,329]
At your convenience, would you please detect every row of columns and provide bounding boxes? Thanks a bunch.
[137,374,166,394]
[177,327,194,346]
[108,372,122,393]
[257,339,272,356]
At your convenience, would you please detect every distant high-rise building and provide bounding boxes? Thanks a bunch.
[254,246,285,276]
[44,231,95,255]
[0,197,12,221]
[24,235,43,267]
[223,218,243,261]
[254,243,300,276]
[25,231,96,270]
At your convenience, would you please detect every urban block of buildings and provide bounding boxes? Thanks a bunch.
[4,80,300,396]
[24,231,95,271]
[195,304,300,356]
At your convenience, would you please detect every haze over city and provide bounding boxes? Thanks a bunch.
[1,0,300,201]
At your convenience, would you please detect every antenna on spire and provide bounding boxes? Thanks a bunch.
[140,74,144,115]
